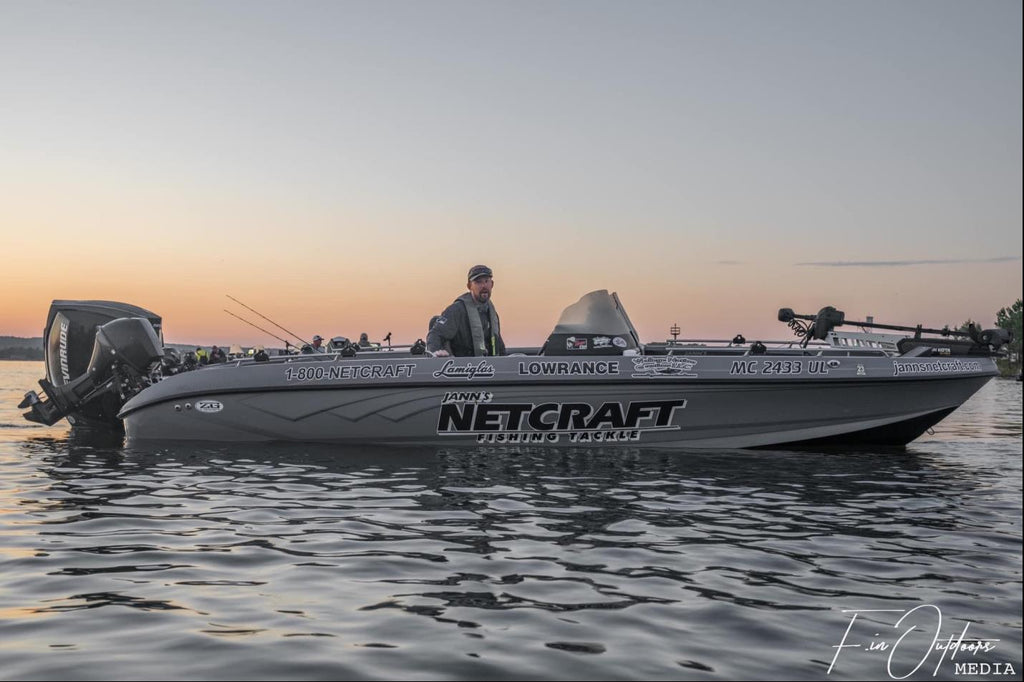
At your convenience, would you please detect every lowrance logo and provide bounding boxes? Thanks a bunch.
[195,400,224,413]
[59,321,70,383]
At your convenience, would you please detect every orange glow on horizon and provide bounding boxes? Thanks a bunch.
[3,258,1019,348]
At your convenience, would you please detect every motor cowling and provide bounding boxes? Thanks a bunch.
[44,300,162,385]
[21,301,165,428]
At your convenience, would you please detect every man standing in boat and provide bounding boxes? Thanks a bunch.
[427,264,507,357]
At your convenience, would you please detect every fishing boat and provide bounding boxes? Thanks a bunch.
[19,292,1009,448]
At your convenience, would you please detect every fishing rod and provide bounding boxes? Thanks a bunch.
[226,295,309,346]
[223,309,291,346]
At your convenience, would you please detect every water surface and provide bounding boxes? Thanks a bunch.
[1,362,1020,680]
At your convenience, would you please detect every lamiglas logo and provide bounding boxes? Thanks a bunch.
[437,392,686,444]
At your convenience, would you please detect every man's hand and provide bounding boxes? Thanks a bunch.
[431,350,450,357]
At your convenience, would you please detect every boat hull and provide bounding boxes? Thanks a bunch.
[120,354,996,448]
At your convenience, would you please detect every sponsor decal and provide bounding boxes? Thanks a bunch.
[432,359,496,380]
[566,336,588,351]
[857,364,866,376]
[442,391,493,404]
[893,359,983,377]
[517,360,620,376]
[613,337,628,348]
[437,397,686,444]
[195,399,224,413]
[593,336,612,349]
[285,363,416,381]
[58,320,71,383]
[631,356,697,378]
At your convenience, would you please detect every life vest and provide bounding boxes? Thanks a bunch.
[458,292,500,356]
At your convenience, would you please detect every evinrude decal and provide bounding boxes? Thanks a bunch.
[58,321,71,382]
[285,363,416,381]
[517,360,620,376]
[893,359,982,376]
[432,360,495,380]
[437,398,686,443]
[631,356,697,378]
[566,337,588,351]
[612,337,628,348]
[195,400,224,413]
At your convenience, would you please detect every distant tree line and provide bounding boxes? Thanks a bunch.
[995,299,1022,376]
[0,337,44,361]
[0,346,44,360]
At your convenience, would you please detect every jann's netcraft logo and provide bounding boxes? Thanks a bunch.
[829,605,1015,678]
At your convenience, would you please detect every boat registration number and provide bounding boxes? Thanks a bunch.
[761,360,803,375]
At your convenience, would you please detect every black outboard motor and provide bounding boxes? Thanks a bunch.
[19,301,165,428]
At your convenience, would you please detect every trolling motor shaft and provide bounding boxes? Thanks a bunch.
[778,306,1011,350]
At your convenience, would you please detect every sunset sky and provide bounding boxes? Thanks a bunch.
[1,1,1021,347]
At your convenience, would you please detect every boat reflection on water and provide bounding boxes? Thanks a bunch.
[21,431,985,551]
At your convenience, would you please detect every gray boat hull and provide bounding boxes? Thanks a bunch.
[120,354,997,448]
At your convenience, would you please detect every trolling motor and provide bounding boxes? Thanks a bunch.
[778,306,846,346]
[19,301,166,428]
[778,306,1012,355]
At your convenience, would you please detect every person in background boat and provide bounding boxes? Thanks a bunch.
[253,345,270,362]
[209,345,226,364]
[427,264,506,357]
[195,347,209,365]
[300,335,326,354]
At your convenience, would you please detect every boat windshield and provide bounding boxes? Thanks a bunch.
[542,290,641,354]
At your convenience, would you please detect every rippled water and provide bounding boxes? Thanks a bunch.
[1,362,1021,680]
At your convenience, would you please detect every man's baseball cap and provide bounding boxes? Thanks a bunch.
[467,265,493,282]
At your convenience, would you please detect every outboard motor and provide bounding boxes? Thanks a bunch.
[159,347,183,376]
[19,301,165,428]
